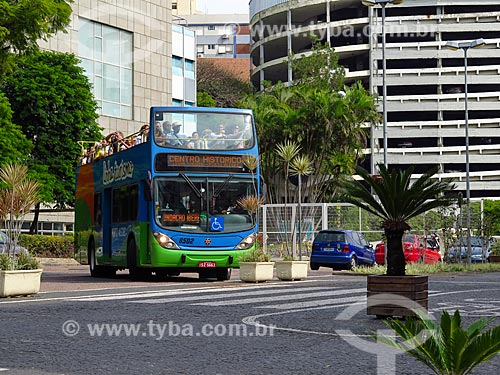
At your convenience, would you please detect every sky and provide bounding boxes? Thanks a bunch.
[196,0,249,14]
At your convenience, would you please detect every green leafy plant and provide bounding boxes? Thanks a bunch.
[377,309,500,375]
[0,252,39,271]
[238,246,271,263]
[490,241,500,256]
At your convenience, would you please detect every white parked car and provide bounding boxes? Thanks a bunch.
[0,231,28,255]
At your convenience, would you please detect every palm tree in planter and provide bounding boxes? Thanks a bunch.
[0,163,42,297]
[237,156,274,283]
[342,164,455,317]
[274,141,312,281]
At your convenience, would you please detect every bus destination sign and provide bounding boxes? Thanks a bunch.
[155,153,249,172]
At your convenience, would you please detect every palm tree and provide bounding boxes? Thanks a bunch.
[342,164,455,276]
[275,140,301,257]
[290,154,313,260]
[378,309,500,375]
[0,163,40,257]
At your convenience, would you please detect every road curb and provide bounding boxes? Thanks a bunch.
[36,257,80,266]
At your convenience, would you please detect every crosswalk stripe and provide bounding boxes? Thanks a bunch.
[257,295,365,309]
[70,281,328,302]
[191,288,367,307]
[130,286,334,304]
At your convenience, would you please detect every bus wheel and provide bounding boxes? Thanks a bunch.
[127,239,150,281]
[88,240,116,277]
[216,268,232,281]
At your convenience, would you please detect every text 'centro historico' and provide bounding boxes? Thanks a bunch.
[167,154,243,168]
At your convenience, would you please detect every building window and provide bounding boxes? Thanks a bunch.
[172,56,183,76]
[208,25,216,31]
[78,18,132,119]
[172,99,183,106]
[185,60,195,79]
[172,1,177,10]
[207,44,215,50]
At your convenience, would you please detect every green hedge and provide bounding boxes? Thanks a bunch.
[18,234,74,258]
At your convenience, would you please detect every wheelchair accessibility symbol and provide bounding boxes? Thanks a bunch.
[210,216,224,232]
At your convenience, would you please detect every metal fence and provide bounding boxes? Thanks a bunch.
[260,199,495,258]
[260,203,383,258]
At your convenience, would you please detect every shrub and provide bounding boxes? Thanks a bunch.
[18,234,74,258]
[0,252,40,270]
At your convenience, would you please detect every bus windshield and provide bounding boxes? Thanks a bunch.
[152,111,255,150]
[154,176,256,233]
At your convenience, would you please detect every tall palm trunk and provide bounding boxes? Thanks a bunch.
[385,229,406,276]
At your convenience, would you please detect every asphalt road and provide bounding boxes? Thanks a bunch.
[0,266,499,375]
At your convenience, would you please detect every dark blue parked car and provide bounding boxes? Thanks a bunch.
[310,229,376,271]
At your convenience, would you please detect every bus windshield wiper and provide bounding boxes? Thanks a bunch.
[179,173,203,198]
[212,174,234,199]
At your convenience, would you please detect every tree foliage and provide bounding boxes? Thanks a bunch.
[196,91,217,107]
[0,0,73,76]
[0,92,32,166]
[239,43,379,204]
[197,59,252,108]
[1,51,101,210]
[341,164,455,276]
[483,200,500,236]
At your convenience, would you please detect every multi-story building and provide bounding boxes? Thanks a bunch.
[173,0,198,15]
[31,1,195,235]
[172,24,197,106]
[249,0,500,198]
[181,14,251,59]
[41,0,171,136]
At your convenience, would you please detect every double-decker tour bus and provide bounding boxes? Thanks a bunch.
[74,107,260,280]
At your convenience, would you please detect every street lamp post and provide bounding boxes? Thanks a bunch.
[362,0,404,167]
[444,38,485,264]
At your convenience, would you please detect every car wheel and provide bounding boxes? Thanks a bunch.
[349,256,357,270]
[310,263,319,271]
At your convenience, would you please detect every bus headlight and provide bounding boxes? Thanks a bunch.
[153,232,180,250]
[236,234,256,250]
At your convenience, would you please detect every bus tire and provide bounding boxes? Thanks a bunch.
[88,239,116,278]
[127,238,149,281]
[216,268,232,281]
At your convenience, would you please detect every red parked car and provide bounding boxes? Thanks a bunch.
[375,234,442,265]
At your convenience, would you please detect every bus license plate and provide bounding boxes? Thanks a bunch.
[198,261,216,268]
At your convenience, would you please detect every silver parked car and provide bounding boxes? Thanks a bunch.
[448,236,492,263]
[0,231,28,255]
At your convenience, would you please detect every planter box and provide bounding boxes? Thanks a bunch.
[367,274,428,318]
[489,255,500,263]
[0,269,43,297]
[275,260,309,281]
[239,262,274,283]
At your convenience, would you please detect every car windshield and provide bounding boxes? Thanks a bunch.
[315,232,346,242]
[403,235,415,242]
[453,237,483,247]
